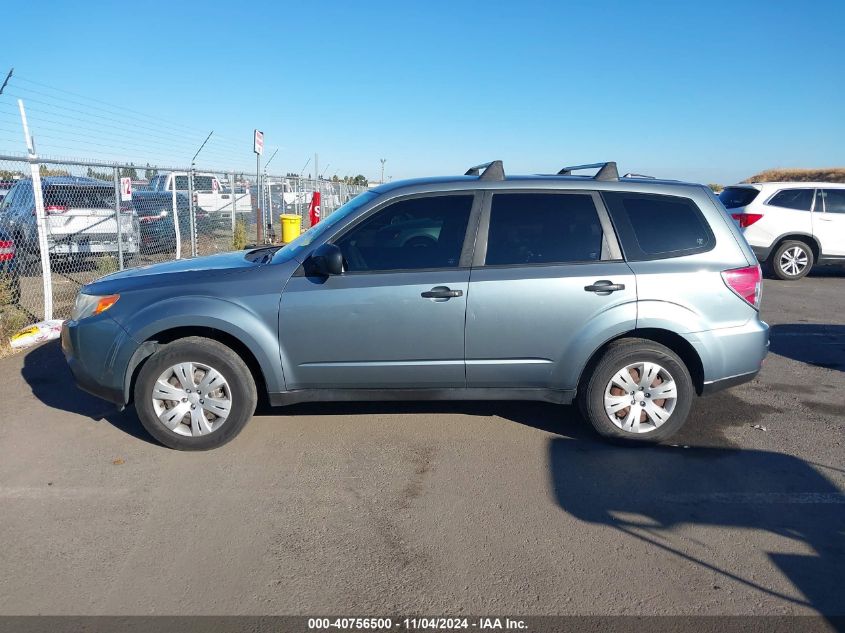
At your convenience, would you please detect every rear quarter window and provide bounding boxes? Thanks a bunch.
[766,188,814,211]
[602,191,715,261]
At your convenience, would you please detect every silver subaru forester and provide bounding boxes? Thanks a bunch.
[62,161,769,450]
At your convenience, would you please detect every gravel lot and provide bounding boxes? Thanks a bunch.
[0,272,843,618]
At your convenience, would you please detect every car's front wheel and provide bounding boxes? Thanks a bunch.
[134,336,257,450]
[580,339,693,443]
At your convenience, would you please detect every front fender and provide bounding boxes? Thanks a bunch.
[116,294,284,395]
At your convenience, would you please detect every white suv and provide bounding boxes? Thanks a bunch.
[720,182,845,280]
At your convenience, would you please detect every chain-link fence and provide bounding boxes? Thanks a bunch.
[0,154,368,331]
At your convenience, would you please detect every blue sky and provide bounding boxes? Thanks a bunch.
[1,0,843,183]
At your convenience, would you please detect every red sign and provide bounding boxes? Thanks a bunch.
[309,191,321,226]
[253,129,264,155]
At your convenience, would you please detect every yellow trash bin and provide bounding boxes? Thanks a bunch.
[280,214,301,243]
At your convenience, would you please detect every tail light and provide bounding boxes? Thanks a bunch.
[731,213,763,228]
[722,264,762,310]
[0,239,14,262]
[45,204,68,214]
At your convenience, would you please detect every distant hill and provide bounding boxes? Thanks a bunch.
[743,168,845,183]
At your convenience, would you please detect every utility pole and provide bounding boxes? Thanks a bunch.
[380,158,386,184]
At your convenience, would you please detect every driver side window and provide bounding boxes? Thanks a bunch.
[334,194,473,272]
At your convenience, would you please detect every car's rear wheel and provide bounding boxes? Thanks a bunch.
[134,336,257,450]
[770,240,813,280]
[579,339,693,443]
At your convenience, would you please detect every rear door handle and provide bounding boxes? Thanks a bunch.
[421,286,463,299]
[585,280,625,294]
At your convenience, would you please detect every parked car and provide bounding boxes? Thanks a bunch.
[147,172,251,225]
[0,228,19,304]
[719,182,845,280]
[133,190,213,254]
[62,160,769,450]
[0,180,18,205]
[0,177,139,264]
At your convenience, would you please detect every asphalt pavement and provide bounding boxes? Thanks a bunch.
[0,271,843,618]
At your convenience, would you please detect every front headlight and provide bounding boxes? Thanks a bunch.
[71,292,120,321]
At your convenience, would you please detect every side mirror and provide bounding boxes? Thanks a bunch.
[307,243,344,276]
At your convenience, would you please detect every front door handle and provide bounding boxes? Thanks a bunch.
[421,286,463,299]
[584,280,625,294]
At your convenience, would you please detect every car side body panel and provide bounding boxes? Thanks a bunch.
[465,262,637,389]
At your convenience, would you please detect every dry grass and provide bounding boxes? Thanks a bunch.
[0,305,30,359]
[743,167,845,184]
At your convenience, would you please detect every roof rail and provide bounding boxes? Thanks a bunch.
[465,160,505,181]
[623,172,656,179]
[557,161,618,181]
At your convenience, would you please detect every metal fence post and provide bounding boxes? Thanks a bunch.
[17,101,53,320]
[171,174,181,260]
[112,167,124,270]
[229,172,236,239]
[188,168,197,258]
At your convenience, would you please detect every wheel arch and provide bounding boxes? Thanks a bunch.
[123,326,271,406]
[770,233,821,261]
[577,328,705,397]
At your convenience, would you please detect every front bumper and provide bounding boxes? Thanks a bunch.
[61,315,138,405]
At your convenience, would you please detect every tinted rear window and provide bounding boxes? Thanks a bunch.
[719,187,760,209]
[44,185,115,209]
[766,188,813,211]
[602,192,714,261]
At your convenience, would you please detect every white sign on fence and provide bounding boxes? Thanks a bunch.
[254,129,264,155]
[120,177,132,201]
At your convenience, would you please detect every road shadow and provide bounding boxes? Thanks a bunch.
[548,437,845,615]
[769,324,845,372]
[19,340,157,445]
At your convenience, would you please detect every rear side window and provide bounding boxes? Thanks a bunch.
[602,192,714,261]
[719,187,759,209]
[766,188,813,211]
[819,189,845,214]
[485,193,604,265]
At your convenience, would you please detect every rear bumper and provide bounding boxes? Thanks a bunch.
[686,318,770,393]
[61,315,138,405]
[701,369,760,395]
[49,234,139,255]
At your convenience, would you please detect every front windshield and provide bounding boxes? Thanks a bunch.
[274,190,379,260]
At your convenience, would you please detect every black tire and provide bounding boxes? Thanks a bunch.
[770,240,814,280]
[579,338,694,443]
[134,336,257,450]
